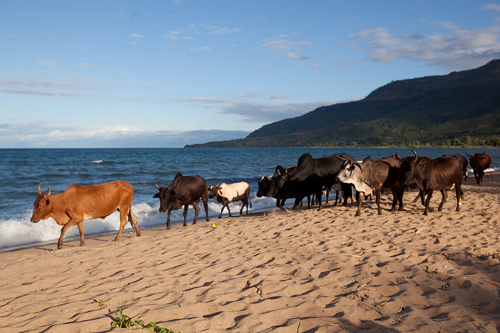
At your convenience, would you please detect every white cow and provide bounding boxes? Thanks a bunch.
[208,182,252,218]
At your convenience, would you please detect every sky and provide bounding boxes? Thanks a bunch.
[1,1,500,148]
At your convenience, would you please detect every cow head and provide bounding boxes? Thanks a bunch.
[256,176,274,197]
[336,160,363,183]
[153,183,181,213]
[208,184,222,199]
[31,183,52,223]
[396,150,419,185]
[272,165,290,198]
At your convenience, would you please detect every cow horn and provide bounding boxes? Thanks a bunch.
[466,153,472,157]
[37,183,42,195]
[395,152,403,162]
[411,149,418,163]
[46,185,51,196]
[154,183,160,189]
[354,162,363,173]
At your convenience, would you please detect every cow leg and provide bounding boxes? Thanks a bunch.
[423,190,434,215]
[58,218,83,249]
[455,183,462,211]
[240,200,245,215]
[334,190,339,206]
[115,206,130,241]
[200,192,209,222]
[341,183,351,206]
[376,189,382,215]
[166,209,172,230]
[192,201,200,224]
[316,191,322,211]
[183,204,189,226]
[77,222,85,247]
[412,192,421,203]
[437,190,447,211]
[397,188,404,211]
[307,195,311,209]
[292,198,301,211]
[390,188,397,212]
[128,210,141,237]
[355,193,364,216]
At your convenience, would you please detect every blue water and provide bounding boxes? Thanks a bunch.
[1,147,499,251]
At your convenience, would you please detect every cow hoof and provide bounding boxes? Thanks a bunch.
[57,244,63,249]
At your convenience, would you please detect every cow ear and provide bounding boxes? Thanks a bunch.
[170,190,176,196]
[153,193,159,198]
[46,199,50,205]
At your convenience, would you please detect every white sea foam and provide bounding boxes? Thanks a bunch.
[0,196,278,252]
[91,160,103,164]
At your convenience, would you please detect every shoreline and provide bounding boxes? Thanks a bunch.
[1,172,499,332]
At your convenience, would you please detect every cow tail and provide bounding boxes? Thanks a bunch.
[249,197,252,209]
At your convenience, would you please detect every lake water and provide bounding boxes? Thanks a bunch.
[1,147,498,251]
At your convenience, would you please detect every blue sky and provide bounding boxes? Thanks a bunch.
[1,1,500,148]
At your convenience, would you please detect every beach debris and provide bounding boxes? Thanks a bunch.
[244,280,251,289]
[212,222,219,227]
[415,227,426,234]
[442,265,452,269]
[22,282,32,285]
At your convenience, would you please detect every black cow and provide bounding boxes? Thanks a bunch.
[397,150,463,215]
[466,152,491,185]
[273,153,355,211]
[153,173,209,229]
[255,166,298,209]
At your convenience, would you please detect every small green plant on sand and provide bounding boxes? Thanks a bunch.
[111,309,144,329]
[110,309,182,332]
[94,299,105,308]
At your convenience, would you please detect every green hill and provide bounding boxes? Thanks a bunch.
[186,60,500,148]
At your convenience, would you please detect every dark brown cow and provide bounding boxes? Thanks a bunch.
[153,173,209,229]
[466,152,491,185]
[397,150,462,215]
[31,181,141,249]
[336,156,404,216]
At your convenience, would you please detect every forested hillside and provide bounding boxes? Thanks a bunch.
[187,60,500,148]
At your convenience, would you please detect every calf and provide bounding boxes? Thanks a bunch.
[209,182,252,218]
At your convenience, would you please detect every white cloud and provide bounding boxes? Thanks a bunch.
[0,123,249,148]
[75,63,94,70]
[350,24,500,70]
[189,47,211,51]
[261,35,320,69]
[480,4,500,11]
[0,75,120,98]
[171,97,351,123]
[37,59,55,67]
[130,33,144,38]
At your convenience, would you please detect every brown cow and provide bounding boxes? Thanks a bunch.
[466,152,491,185]
[31,181,141,249]
[336,156,404,216]
[397,150,462,215]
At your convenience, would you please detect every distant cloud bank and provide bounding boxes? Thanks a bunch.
[0,123,249,148]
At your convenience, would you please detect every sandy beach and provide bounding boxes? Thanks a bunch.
[1,173,500,333]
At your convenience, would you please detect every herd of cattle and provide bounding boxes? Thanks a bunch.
[30,151,492,249]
